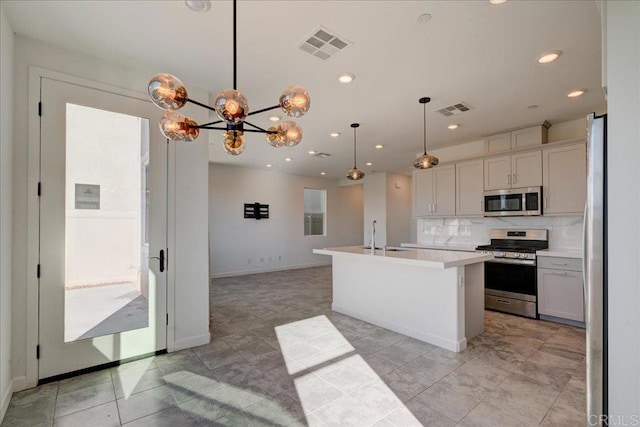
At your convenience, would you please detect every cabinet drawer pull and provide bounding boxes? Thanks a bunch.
[513,173,517,184]
[548,271,569,276]
[496,299,511,305]
[551,262,568,266]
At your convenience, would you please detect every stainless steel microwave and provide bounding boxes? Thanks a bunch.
[483,187,542,217]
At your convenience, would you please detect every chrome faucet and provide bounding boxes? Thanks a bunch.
[370,219,377,255]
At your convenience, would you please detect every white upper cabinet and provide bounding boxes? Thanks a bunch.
[511,151,542,188]
[413,169,435,217]
[485,123,549,154]
[484,151,542,190]
[456,159,484,216]
[484,156,511,190]
[485,132,512,153]
[434,166,456,216]
[512,126,548,149]
[413,165,455,217]
[542,142,587,215]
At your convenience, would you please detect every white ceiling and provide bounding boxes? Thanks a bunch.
[4,0,605,179]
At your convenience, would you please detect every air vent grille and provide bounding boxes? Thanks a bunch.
[435,102,472,117]
[313,152,332,158]
[299,27,352,60]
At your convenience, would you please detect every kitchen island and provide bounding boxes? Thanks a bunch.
[313,246,493,352]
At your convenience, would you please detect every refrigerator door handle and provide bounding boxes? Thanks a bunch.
[582,202,588,302]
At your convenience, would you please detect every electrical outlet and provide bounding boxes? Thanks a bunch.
[260,257,264,263]
[278,256,281,261]
[247,258,251,264]
[269,256,272,262]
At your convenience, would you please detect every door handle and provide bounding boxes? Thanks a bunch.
[159,249,165,272]
[513,173,517,184]
[150,249,166,273]
[508,174,511,185]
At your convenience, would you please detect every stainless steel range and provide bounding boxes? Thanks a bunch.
[476,229,549,318]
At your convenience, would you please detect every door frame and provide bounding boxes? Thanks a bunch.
[25,66,177,388]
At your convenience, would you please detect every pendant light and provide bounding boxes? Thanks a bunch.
[413,97,439,169]
[347,123,365,180]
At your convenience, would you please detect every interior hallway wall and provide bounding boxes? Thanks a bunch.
[0,2,15,419]
[208,164,364,278]
[605,0,640,417]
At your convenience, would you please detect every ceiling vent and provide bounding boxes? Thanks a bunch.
[435,102,472,117]
[299,27,352,60]
[312,152,332,158]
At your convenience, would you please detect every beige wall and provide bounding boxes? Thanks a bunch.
[605,0,640,417]
[1,1,15,418]
[208,164,364,277]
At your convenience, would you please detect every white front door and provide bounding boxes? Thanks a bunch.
[38,77,167,380]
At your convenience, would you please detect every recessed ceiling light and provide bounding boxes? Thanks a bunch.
[330,132,340,138]
[375,144,384,149]
[537,50,563,64]
[320,172,326,176]
[366,162,373,166]
[489,0,507,4]
[285,157,292,162]
[308,150,316,155]
[338,73,355,84]
[185,0,211,12]
[527,104,538,109]
[269,115,281,122]
[567,89,586,98]
[447,124,459,130]
[417,13,432,24]
[265,164,272,168]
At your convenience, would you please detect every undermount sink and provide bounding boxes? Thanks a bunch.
[362,246,411,252]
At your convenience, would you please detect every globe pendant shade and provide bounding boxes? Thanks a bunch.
[159,111,199,141]
[281,121,303,146]
[214,89,249,125]
[223,130,246,155]
[347,168,365,180]
[148,73,188,110]
[279,86,310,118]
[413,153,439,169]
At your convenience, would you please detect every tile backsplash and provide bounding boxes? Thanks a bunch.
[417,216,583,249]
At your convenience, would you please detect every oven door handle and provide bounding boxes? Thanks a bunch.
[485,258,536,266]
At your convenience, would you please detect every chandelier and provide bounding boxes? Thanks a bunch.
[347,123,365,180]
[413,97,439,169]
[147,0,310,155]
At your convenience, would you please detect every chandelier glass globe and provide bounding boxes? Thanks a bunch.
[214,89,249,125]
[159,111,199,141]
[148,73,189,110]
[279,86,310,118]
[223,130,246,155]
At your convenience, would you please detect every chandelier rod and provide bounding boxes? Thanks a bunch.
[187,98,217,112]
[244,121,270,132]
[423,101,427,154]
[233,0,237,90]
[353,126,357,168]
[196,125,276,134]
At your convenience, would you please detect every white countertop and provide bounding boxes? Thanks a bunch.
[536,249,583,259]
[400,242,481,252]
[313,246,493,269]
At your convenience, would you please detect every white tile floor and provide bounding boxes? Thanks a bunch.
[2,266,586,426]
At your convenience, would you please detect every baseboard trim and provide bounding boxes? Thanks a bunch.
[210,261,331,279]
[173,332,211,351]
[11,376,26,393]
[1,379,13,423]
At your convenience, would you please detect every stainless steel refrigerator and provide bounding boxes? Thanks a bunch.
[585,112,607,424]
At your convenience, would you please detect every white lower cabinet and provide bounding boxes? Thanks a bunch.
[537,256,584,323]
